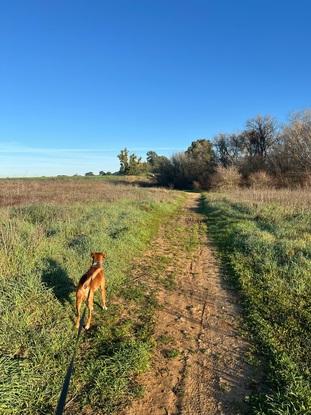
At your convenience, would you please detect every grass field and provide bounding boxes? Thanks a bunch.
[2,178,310,415]
[0,176,152,207]
[0,178,183,414]
[202,189,311,414]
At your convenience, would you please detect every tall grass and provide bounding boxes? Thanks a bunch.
[0,182,183,414]
[202,190,311,414]
[210,188,311,212]
[0,177,158,207]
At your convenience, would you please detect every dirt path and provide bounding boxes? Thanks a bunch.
[121,193,258,415]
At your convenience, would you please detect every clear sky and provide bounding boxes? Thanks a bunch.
[1,0,310,176]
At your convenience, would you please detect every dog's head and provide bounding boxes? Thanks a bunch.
[91,252,106,264]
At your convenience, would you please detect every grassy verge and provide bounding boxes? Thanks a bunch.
[0,188,184,414]
[201,192,311,414]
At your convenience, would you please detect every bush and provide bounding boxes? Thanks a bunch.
[248,171,275,189]
[152,139,216,190]
[210,166,241,190]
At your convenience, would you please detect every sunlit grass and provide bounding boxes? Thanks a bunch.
[0,176,163,207]
[0,183,183,414]
[202,191,311,414]
[209,188,311,212]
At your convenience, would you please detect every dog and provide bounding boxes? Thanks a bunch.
[75,252,107,330]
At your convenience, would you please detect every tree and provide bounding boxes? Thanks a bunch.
[186,139,214,160]
[85,172,95,176]
[269,110,311,186]
[185,139,217,188]
[213,133,244,168]
[146,151,169,173]
[152,139,216,189]
[243,115,279,158]
[129,153,142,174]
[235,115,280,177]
[117,148,130,174]
[146,151,158,166]
[117,148,147,175]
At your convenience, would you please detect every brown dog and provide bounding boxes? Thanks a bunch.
[75,252,107,330]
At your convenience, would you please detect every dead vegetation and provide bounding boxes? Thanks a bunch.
[209,187,311,212]
[0,177,167,207]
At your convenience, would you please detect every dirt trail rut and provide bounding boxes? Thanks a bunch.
[122,193,257,415]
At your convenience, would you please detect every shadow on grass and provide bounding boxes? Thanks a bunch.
[197,194,243,290]
[42,258,75,305]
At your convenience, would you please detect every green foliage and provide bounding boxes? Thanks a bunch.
[146,151,169,172]
[161,348,180,359]
[118,148,130,174]
[157,334,174,345]
[99,170,112,176]
[0,192,182,414]
[118,148,148,175]
[151,139,216,189]
[202,193,311,414]
[129,153,143,175]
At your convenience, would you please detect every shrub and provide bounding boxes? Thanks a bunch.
[248,170,275,189]
[152,139,216,190]
[210,166,241,190]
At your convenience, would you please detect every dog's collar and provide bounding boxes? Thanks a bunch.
[92,261,103,267]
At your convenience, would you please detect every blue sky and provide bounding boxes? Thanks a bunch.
[1,0,310,176]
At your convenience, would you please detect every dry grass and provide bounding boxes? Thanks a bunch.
[0,177,170,207]
[210,187,311,211]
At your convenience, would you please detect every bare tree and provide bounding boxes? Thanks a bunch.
[237,115,280,177]
[243,115,279,158]
[269,110,311,185]
[213,133,244,167]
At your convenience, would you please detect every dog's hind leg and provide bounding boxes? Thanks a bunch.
[75,290,84,329]
[85,290,94,330]
[100,279,107,310]
[76,297,82,329]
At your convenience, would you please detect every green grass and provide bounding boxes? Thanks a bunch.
[202,192,311,415]
[0,190,184,414]
[161,348,180,359]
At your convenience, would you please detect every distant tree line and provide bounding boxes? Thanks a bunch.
[116,109,311,189]
[84,171,113,177]
[212,110,311,188]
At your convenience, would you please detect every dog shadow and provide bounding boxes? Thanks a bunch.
[42,258,75,305]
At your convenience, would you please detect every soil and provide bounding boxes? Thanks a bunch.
[121,193,259,415]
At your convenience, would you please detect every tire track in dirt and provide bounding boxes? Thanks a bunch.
[121,193,259,415]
